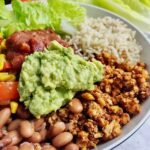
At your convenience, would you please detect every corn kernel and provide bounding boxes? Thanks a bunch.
[10,102,18,114]
[97,97,106,107]
[0,33,3,38]
[110,106,123,115]
[0,73,16,81]
[0,54,6,71]
[0,39,6,50]
[81,92,95,101]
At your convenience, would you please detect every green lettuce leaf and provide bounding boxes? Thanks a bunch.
[68,0,92,3]
[48,0,86,26]
[0,0,4,10]
[140,0,150,7]
[0,0,86,37]
[0,0,12,20]
[123,0,150,18]
[48,0,86,33]
[0,0,6,19]
[12,0,51,29]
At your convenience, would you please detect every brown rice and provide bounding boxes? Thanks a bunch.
[66,17,142,64]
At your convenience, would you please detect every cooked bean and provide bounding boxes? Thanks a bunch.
[0,108,11,129]
[19,142,34,150]
[42,144,56,150]
[19,121,34,138]
[39,128,47,141]
[33,143,42,149]
[17,105,30,119]
[8,119,21,131]
[65,123,72,131]
[0,137,12,148]
[48,122,66,138]
[2,146,19,150]
[69,98,83,114]
[0,129,3,138]
[52,132,73,148]
[64,143,79,150]
[28,132,42,143]
[34,118,45,131]
[3,130,22,145]
[6,118,13,125]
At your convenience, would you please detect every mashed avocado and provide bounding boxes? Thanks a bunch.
[19,41,104,118]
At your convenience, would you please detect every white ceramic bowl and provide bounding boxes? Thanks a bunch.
[7,3,150,150]
[81,4,150,150]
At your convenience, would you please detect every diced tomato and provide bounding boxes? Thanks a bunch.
[0,100,10,106]
[0,82,19,102]
[2,62,12,71]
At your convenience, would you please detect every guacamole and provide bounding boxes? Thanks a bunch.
[19,41,104,118]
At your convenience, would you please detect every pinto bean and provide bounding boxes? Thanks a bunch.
[64,143,79,150]
[2,145,19,150]
[16,105,30,119]
[69,98,83,114]
[19,142,34,150]
[52,132,73,148]
[28,132,42,143]
[48,121,66,138]
[0,129,3,138]
[39,128,47,141]
[0,108,11,129]
[42,144,56,150]
[6,118,13,125]
[3,130,22,146]
[0,136,12,148]
[19,121,34,138]
[34,118,45,131]
[8,119,21,131]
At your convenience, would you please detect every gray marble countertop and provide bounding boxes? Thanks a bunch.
[114,117,150,150]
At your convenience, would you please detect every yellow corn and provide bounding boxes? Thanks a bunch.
[0,39,6,50]
[0,54,6,71]
[10,102,18,114]
[0,33,3,38]
[0,73,16,81]
[81,92,95,101]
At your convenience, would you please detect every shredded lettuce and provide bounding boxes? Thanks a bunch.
[0,0,86,37]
